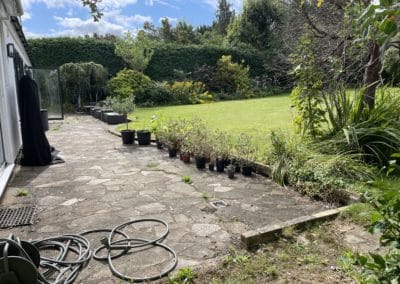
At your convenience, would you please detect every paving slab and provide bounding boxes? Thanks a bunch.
[0,115,331,283]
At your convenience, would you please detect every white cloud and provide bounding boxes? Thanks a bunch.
[21,0,139,10]
[21,11,32,21]
[98,0,138,9]
[53,16,125,36]
[159,16,177,24]
[114,14,152,26]
[21,0,80,10]
[199,0,241,11]
[47,9,152,37]
[66,8,74,16]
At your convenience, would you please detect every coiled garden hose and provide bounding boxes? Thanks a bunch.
[0,219,178,283]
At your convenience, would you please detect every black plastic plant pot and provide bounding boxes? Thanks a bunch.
[168,147,177,158]
[227,169,235,179]
[235,165,241,173]
[209,163,215,171]
[121,130,135,145]
[137,130,151,145]
[223,159,231,166]
[155,138,163,149]
[195,156,206,169]
[242,166,253,176]
[216,159,225,172]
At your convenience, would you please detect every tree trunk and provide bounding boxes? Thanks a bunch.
[362,41,381,109]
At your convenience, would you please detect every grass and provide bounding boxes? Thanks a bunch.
[195,221,353,283]
[340,176,400,227]
[16,189,28,197]
[182,175,192,184]
[117,94,294,140]
[341,203,377,227]
[169,268,196,284]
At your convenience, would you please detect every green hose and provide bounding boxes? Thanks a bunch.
[0,218,178,283]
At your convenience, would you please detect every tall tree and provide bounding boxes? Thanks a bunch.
[114,31,154,72]
[160,18,175,42]
[215,0,235,35]
[174,21,197,44]
[359,1,400,109]
[227,0,281,49]
[316,0,400,109]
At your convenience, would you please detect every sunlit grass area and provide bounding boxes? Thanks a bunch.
[118,94,294,140]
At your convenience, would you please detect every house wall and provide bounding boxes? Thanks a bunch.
[0,2,31,195]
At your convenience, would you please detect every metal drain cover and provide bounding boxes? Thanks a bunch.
[0,206,36,228]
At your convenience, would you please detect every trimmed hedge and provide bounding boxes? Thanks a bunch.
[28,38,266,79]
[145,44,266,80]
[28,37,126,75]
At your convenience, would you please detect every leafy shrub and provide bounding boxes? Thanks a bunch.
[290,35,326,138]
[169,81,213,104]
[327,89,400,167]
[60,62,108,108]
[107,68,153,99]
[348,179,400,283]
[382,47,400,86]
[268,130,294,186]
[266,130,374,203]
[106,95,135,130]
[135,82,174,106]
[289,153,373,203]
[213,55,253,99]
[191,64,216,90]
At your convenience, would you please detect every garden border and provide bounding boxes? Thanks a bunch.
[241,205,352,249]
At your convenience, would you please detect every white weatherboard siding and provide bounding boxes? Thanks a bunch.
[0,0,30,195]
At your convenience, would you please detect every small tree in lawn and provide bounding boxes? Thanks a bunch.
[115,31,154,72]
[108,95,135,131]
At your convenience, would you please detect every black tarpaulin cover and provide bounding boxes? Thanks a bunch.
[19,75,52,166]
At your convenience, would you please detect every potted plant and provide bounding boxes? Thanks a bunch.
[108,95,135,145]
[227,165,235,179]
[150,115,164,149]
[180,136,192,163]
[211,130,231,173]
[137,123,151,145]
[162,119,187,158]
[190,121,212,169]
[234,133,257,176]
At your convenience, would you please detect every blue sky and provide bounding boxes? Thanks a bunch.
[20,0,241,38]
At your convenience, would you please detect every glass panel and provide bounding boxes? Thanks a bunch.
[31,68,63,120]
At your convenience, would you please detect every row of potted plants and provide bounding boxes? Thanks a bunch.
[103,95,153,145]
[152,117,258,178]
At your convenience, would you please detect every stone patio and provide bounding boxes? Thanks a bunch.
[0,115,331,283]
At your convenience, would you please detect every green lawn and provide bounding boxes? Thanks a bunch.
[119,94,294,140]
